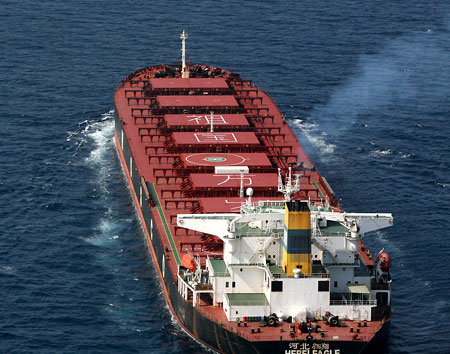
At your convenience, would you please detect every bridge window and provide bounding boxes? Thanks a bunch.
[318,281,329,292]
[272,281,283,292]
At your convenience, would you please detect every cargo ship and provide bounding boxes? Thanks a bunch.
[113,31,393,354]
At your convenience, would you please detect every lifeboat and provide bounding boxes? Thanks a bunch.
[377,251,392,272]
[181,253,197,271]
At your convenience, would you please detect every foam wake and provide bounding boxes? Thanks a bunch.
[291,119,336,156]
[67,110,122,246]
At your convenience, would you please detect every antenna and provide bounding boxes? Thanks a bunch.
[240,171,245,198]
[278,167,301,201]
[180,30,189,78]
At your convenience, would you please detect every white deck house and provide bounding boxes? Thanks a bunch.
[178,199,392,323]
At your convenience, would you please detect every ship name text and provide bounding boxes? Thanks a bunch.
[286,343,340,354]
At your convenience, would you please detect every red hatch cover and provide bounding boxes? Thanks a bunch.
[172,132,260,145]
[150,78,229,89]
[164,114,249,128]
[199,197,283,213]
[190,173,278,189]
[157,95,238,108]
[181,153,271,167]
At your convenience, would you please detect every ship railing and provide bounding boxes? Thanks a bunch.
[179,215,234,220]
[226,300,269,306]
[177,274,195,292]
[309,200,332,209]
[235,231,284,238]
[312,225,324,239]
[177,273,214,292]
[195,283,213,291]
[228,263,266,268]
[330,299,377,306]
[272,272,330,279]
[211,272,230,277]
[312,225,351,238]
[238,200,284,209]
[315,231,351,238]
[240,200,285,211]
[323,261,359,267]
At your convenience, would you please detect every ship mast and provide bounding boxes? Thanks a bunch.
[180,30,189,78]
[277,167,301,201]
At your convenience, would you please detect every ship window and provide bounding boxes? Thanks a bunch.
[268,255,271,259]
[272,255,276,258]
[315,255,318,258]
[334,281,338,288]
[355,281,359,284]
[318,281,329,292]
[273,242,276,245]
[226,282,229,288]
[236,311,238,314]
[271,281,283,292]
[232,282,236,288]
[240,268,243,272]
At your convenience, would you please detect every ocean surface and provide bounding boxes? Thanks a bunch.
[1,1,449,353]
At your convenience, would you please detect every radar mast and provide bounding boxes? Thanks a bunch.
[180,30,189,78]
[278,167,301,201]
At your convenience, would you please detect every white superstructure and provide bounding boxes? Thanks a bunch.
[176,196,393,324]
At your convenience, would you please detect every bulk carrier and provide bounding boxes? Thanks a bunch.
[113,32,393,354]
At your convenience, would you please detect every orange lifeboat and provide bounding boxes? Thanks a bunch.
[181,253,197,271]
[377,251,391,272]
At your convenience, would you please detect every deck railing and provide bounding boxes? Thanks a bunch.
[227,299,269,306]
[317,231,350,238]
[235,231,283,238]
[272,272,330,279]
[330,299,377,306]
[211,272,230,277]
[228,263,266,268]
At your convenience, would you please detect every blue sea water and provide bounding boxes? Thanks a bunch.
[1,1,449,353]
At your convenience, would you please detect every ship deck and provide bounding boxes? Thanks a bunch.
[197,302,384,343]
[115,65,340,270]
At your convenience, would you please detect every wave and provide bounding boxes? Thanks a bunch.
[71,115,180,334]
[398,152,414,159]
[66,110,124,248]
[0,265,17,276]
[369,148,416,159]
[370,148,393,156]
[291,119,336,155]
[66,110,114,159]
[84,216,123,247]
